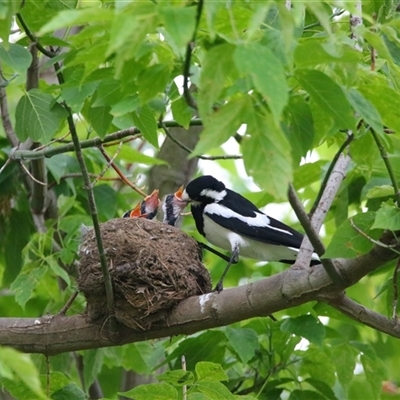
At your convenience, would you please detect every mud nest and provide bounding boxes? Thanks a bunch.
[78,218,211,330]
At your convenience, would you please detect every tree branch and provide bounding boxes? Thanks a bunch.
[182,0,203,110]
[9,119,203,162]
[0,234,399,356]
[321,293,400,337]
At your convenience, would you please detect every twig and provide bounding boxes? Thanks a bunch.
[182,355,187,400]
[349,218,400,255]
[98,145,147,197]
[182,0,203,110]
[370,129,400,206]
[303,9,345,30]
[54,62,116,329]
[393,259,400,320]
[0,158,11,175]
[10,119,203,161]
[92,141,123,187]
[309,132,354,217]
[160,121,241,160]
[16,13,57,58]
[58,291,79,316]
[19,161,47,186]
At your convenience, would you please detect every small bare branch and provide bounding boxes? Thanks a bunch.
[98,145,147,197]
[19,161,47,186]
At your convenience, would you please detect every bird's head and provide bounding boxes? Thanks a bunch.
[162,186,188,225]
[181,175,227,204]
[123,189,160,219]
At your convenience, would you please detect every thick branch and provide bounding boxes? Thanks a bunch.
[0,236,398,355]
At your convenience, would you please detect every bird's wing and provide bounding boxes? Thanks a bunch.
[204,200,304,249]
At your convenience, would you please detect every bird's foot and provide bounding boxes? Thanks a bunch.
[213,281,224,293]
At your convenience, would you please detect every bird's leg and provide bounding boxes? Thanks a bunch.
[197,242,232,263]
[214,244,240,293]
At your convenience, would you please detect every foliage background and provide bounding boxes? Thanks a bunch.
[1,0,400,399]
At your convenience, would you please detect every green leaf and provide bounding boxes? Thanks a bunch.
[195,381,235,399]
[10,264,48,309]
[198,43,237,118]
[288,389,327,400]
[242,108,292,200]
[360,354,387,399]
[300,346,336,387]
[225,327,259,364]
[38,8,114,35]
[234,43,288,122]
[158,370,194,386]
[366,185,395,199]
[192,96,251,156]
[159,5,197,49]
[0,43,32,73]
[132,106,159,148]
[296,69,355,131]
[15,89,67,143]
[286,95,315,164]
[281,315,326,346]
[346,88,383,135]
[87,105,112,139]
[171,96,193,129]
[51,383,86,400]
[137,64,171,105]
[0,347,46,399]
[331,344,356,390]
[304,378,338,400]
[93,184,118,221]
[358,81,400,134]
[323,212,382,259]
[118,146,166,165]
[119,382,178,400]
[371,200,400,230]
[195,362,228,382]
[83,349,104,389]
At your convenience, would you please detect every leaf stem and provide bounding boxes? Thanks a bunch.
[370,129,400,206]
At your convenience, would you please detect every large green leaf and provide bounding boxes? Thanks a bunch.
[281,315,326,345]
[198,43,237,118]
[192,95,251,156]
[234,42,288,122]
[119,382,178,400]
[195,362,228,382]
[296,69,356,131]
[0,43,32,74]
[323,212,383,259]
[15,89,67,143]
[132,106,159,148]
[159,5,197,50]
[242,107,292,200]
[371,200,400,231]
[225,327,259,364]
[87,105,113,139]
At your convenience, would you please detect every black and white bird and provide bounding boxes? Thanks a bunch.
[162,186,186,226]
[179,175,320,291]
[123,189,160,219]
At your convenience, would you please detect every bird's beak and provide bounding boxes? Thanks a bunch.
[128,202,142,218]
[174,185,184,200]
[174,185,190,206]
[144,189,161,209]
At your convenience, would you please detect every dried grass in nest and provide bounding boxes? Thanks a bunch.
[78,218,211,330]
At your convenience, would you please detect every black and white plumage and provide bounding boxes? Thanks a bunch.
[180,175,319,291]
[162,186,186,226]
[123,189,160,219]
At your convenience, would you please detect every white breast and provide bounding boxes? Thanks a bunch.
[202,215,300,262]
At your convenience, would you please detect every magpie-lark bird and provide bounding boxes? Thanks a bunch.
[179,175,320,291]
[123,189,160,219]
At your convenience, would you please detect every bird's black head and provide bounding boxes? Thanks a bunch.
[182,175,227,204]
